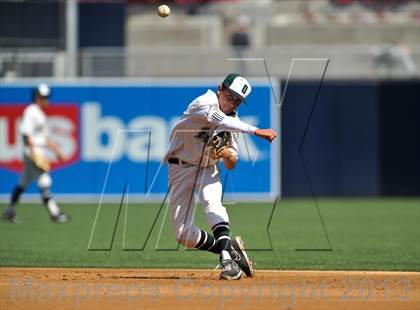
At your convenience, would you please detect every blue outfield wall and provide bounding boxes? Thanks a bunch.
[378,80,420,196]
[281,80,380,196]
[0,81,278,200]
[1,79,419,199]
[281,79,420,197]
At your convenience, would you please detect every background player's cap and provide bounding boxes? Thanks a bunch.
[222,73,252,100]
[33,83,51,98]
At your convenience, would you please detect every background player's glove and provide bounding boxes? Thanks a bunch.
[31,152,51,172]
[209,131,231,160]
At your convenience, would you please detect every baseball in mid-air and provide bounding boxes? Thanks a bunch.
[157,5,171,18]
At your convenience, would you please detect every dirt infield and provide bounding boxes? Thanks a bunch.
[1,268,419,310]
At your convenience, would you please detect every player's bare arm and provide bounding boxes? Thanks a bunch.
[218,148,237,170]
[255,128,277,143]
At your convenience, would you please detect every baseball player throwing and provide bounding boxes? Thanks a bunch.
[165,73,277,280]
[2,84,69,224]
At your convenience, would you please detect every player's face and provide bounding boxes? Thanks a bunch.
[37,96,49,109]
[219,88,242,114]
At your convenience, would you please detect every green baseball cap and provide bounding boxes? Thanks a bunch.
[222,73,252,100]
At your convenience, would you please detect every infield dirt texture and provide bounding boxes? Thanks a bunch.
[1,199,419,309]
[1,268,419,309]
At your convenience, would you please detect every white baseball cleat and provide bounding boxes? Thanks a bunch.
[51,213,70,223]
[219,259,242,280]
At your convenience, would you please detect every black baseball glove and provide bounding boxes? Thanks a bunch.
[209,131,231,160]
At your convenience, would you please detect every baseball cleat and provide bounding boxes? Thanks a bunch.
[51,213,70,223]
[231,236,254,277]
[2,209,21,224]
[219,259,242,280]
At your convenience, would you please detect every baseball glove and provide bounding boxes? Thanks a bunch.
[209,131,231,160]
[31,153,51,172]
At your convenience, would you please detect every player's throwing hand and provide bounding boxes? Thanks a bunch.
[255,128,277,143]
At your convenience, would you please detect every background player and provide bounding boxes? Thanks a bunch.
[2,84,70,224]
[165,73,277,280]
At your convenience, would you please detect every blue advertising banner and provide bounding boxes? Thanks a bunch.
[0,80,279,201]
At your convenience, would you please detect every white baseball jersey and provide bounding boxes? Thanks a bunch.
[166,89,259,249]
[20,103,49,157]
[165,89,257,166]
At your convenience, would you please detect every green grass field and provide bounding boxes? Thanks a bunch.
[1,198,419,271]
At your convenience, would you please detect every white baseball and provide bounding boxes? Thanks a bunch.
[157,5,171,18]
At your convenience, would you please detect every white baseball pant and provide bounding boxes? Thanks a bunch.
[19,154,52,189]
[168,162,229,248]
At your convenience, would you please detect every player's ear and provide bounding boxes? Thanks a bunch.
[217,85,223,92]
